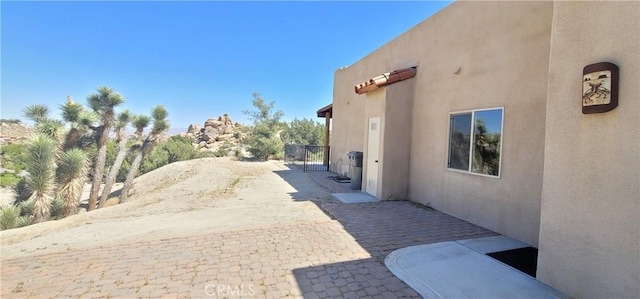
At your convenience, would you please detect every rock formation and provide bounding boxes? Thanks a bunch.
[180,114,247,152]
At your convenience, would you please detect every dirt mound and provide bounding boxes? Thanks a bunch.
[120,157,259,215]
[0,158,333,258]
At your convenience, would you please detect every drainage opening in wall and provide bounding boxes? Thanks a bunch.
[487,247,538,277]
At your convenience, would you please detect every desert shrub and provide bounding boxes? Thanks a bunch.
[15,215,32,228]
[0,205,31,230]
[162,135,200,163]
[0,143,28,173]
[213,148,227,157]
[19,200,34,217]
[13,177,32,203]
[212,141,235,157]
[234,148,243,158]
[137,135,209,175]
[140,146,169,174]
[116,158,132,183]
[0,205,19,230]
[0,173,20,187]
[104,140,119,169]
[233,131,242,140]
[50,198,65,220]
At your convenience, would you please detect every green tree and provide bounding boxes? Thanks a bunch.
[120,106,169,203]
[86,87,124,211]
[25,135,57,223]
[282,118,324,145]
[242,93,284,160]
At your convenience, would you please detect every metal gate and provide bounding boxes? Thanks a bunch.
[284,145,330,172]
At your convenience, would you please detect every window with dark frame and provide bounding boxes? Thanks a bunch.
[448,108,503,177]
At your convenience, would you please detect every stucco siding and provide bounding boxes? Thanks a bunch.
[407,1,553,246]
[381,80,415,200]
[537,2,640,298]
[331,68,365,175]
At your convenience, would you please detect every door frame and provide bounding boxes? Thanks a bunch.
[366,117,381,197]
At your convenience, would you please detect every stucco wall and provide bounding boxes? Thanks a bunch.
[331,68,366,176]
[381,80,415,200]
[537,2,640,298]
[331,1,553,246]
[406,1,553,246]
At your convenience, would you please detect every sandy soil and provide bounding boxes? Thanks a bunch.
[0,157,333,258]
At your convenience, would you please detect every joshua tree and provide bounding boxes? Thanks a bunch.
[25,135,57,223]
[86,87,124,211]
[98,110,132,208]
[23,104,50,124]
[24,104,65,146]
[35,118,66,146]
[120,106,169,203]
[130,114,150,137]
[60,96,98,151]
[56,148,89,217]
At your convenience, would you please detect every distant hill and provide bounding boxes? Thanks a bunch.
[0,120,33,144]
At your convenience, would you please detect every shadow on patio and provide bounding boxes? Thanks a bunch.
[273,164,498,298]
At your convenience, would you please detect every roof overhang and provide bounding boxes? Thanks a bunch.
[354,67,417,95]
[317,104,332,118]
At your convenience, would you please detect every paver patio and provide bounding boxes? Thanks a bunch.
[1,167,497,298]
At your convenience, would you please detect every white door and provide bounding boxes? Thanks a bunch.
[366,117,380,196]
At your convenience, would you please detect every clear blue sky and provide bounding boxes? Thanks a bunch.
[1,1,451,132]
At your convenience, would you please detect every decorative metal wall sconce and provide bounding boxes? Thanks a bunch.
[582,62,619,114]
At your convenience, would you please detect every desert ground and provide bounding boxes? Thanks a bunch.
[1,158,332,258]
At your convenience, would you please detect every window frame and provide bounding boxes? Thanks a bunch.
[446,107,504,179]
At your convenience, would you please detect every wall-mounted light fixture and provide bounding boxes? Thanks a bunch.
[582,62,619,114]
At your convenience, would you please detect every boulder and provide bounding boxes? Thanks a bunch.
[187,124,200,134]
[219,125,234,135]
[201,126,218,143]
[204,119,223,128]
[216,134,233,142]
[219,114,233,127]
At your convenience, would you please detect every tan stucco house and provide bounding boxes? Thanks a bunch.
[328,1,639,298]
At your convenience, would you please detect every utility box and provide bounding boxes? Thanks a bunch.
[348,151,363,190]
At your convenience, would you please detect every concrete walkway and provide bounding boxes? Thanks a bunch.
[385,236,569,298]
[331,192,378,204]
[1,164,498,298]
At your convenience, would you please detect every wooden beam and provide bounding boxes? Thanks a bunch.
[324,111,331,147]
[323,111,331,168]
